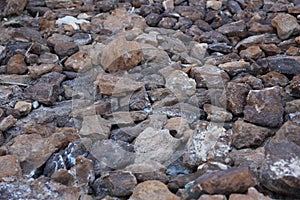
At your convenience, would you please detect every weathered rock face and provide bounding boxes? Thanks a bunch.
[267,57,300,76]
[101,37,144,73]
[272,13,300,40]
[244,86,284,128]
[0,0,28,17]
[0,155,22,178]
[232,120,273,149]
[260,142,300,198]
[64,51,92,72]
[129,180,180,200]
[191,167,257,196]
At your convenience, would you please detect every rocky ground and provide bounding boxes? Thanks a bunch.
[0,0,300,199]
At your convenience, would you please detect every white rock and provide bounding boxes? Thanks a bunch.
[56,16,90,30]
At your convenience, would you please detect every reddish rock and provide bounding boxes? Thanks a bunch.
[285,99,300,114]
[231,74,263,90]
[240,46,263,60]
[229,187,272,200]
[6,54,28,75]
[272,13,300,39]
[260,142,300,198]
[260,44,281,55]
[38,52,59,64]
[0,0,28,17]
[218,60,251,76]
[217,20,246,37]
[191,167,257,196]
[175,6,205,21]
[164,117,190,138]
[64,51,92,72]
[101,37,144,73]
[260,71,289,87]
[232,120,273,149]
[269,121,300,146]
[102,171,137,197]
[244,86,284,128]
[51,169,75,186]
[0,155,22,178]
[129,180,180,200]
[79,115,111,140]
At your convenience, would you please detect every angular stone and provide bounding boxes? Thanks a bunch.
[51,169,75,186]
[64,51,92,72]
[285,99,300,114]
[38,52,59,64]
[105,111,148,125]
[134,127,185,166]
[190,65,230,88]
[101,37,144,73]
[232,120,273,149]
[183,122,232,168]
[229,187,272,200]
[175,6,205,21]
[125,161,169,183]
[47,33,73,48]
[272,13,300,39]
[102,171,137,197]
[158,17,177,29]
[129,180,180,200]
[260,44,281,55]
[54,41,79,58]
[96,73,144,97]
[217,20,246,37]
[260,142,300,198]
[164,117,190,138]
[235,34,280,50]
[56,16,89,31]
[218,60,251,76]
[206,0,222,10]
[191,167,256,196]
[0,0,28,17]
[240,46,263,60]
[204,104,232,122]
[6,54,27,75]
[199,194,226,200]
[269,121,300,146]
[268,57,300,76]
[208,43,233,53]
[244,86,284,128]
[286,74,300,97]
[260,71,289,87]
[0,155,22,178]
[14,101,32,115]
[72,33,92,46]
[28,64,62,79]
[165,70,196,101]
[0,115,17,132]
[189,42,208,60]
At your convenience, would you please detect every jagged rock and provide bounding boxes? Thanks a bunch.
[218,60,251,76]
[14,101,32,115]
[6,54,27,75]
[0,155,22,178]
[0,0,28,17]
[272,13,300,40]
[64,51,93,72]
[260,71,289,87]
[28,64,62,79]
[204,104,232,122]
[0,115,17,132]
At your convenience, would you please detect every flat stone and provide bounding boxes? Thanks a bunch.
[268,57,300,76]
[164,117,190,138]
[232,120,273,149]
[286,74,300,97]
[191,167,256,196]
[235,34,280,50]
[54,41,79,58]
[101,37,143,73]
[0,0,28,17]
[105,111,148,125]
[28,64,62,79]
[206,0,222,10]
[6,54,27,75]
[190,65,230,88]
[72,33,92,46]
[240,46,263,60]
[0,155,22,178]
[260,44,281,55]
[102,171,137,197]
[175,6,205,21]
[231,74,263,89]
[38,52,59,64]
[189,42,208,60]
[244,86,284,128]
[272,13,300,39]
[64,51,92,72]
[260,142,300,198]
[14,101,32,115]
[165,70,196,101]
[204,104,232,122]
[129,180,180,200]
[217,20,246,37]
[229,187,272,200]
[47,33,73,48]
[260,71,289,87]
[208,43,233,53]
[218,60,251,76]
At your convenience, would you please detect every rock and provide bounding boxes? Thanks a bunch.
[165,70,196,101]
[228,187,272,200]
[191,167,257,196]
[189,42,208,60]
[6,54,27,75]
[229,147,265,176]
[260,44,281,56]
[101,37,144,73]
[269,121,300,146]
[72,33,92,46]
[183,122,232,168]
[124,161,169,183]
[64,51,92,72]
[134,127,185,166]
[96,73,144,97]
[105,111,148,125]
[0,155,22,178]
[231,74,263,90]
[217,20,246,37]
[240,46,263,60]
[38,52,59,64]
[0,115,17,132]
[286,74,300,97]
[158,17,177,29]
[208,43,232,53]
[54,41,79,58]
[244,86,284,128]
[56,16,89,30]
[268,57,300,76]
[199,194,226,200]
[145,13,163,26]
[190,65,230,88]
[218,60,251,76]
[272,13,300,39]
[51,169,75,186]
[79,115,111,141]
[175,6,205,21]
[285,99,300,114]
[129,180,180,200]
[163,0,174,10]
[260,71,289,87]
[128,88,151,111]
[235,34,280,50]
[232,120,273,149]
[102,171,137,197]
[164,117,190,138]
[206,1,222,10]
[0,0,28,17]
[260,142,300,198]
[28,64,62,79]
[23,72,65,105]
[14,101,32,115]
[204,104,232,122]
[47,33,73,48]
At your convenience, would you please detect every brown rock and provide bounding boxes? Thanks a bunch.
[260,71,289,87]
[14,101,32,115]
[248,22,274,34]
[0,115,17,132]
[28,64,62,79]
[286,74,300,97]
[51,169,75,186]
[260,142,300,198]
[191,167,257,196]
[38,52,59,64]
[260,44,281,55]
[204,104,232,122]
[272,13,300,39]
[164,117,190,138]
[129,180,180,200]
[229,187,271,200]
[102,171,137,197]
[244,86,284,127]
[0,155,22,178]
[269,121,300,146]
[285,99,300,114]
[175,6,205,21]
[240,46,263,60]
[64,51,92,72]
[218,60,251,76]
[232,120,273,149]
[79,115,111,140]
[0,0,28,17]
[101,37,144,73]
[6,54,28,75]
[54,41,79,58]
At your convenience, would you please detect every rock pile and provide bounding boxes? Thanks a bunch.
[0,0,300,199]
